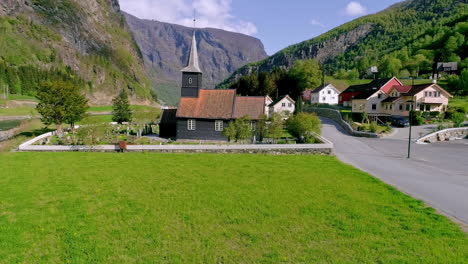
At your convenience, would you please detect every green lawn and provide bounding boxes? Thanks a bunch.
[88,105,158,112]
[449,97,468,113]
[0,153,466,263]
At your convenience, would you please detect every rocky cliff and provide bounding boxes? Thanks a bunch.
[124,13,267,105]
[0,0,154,105]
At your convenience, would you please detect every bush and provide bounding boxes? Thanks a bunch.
[450,112,466,128]
[410,110,424,126]
[223,116,253,142]
[286,113,321,143]
[369,121,378,133]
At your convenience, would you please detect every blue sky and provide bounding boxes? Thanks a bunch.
[120,0,403,55]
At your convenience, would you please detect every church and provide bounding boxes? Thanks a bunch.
[159,31,268,141]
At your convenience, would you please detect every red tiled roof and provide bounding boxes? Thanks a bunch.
[177,89,236,119]
[391,85,412,93]
[176,90,266,120]
[233,97,265,119]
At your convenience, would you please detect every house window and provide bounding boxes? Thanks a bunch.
[322,97,326,101]
[425,91,428,97]
[420,104,424,111]
[372,104,377,110]
[378,94,382,99]
[429,91,432,97]
[288,103,292,107]
[328,90,331,94]
[406,104,411,111]
[215,120,223,132]
[425,105,431,111]
[399,104,403,111]
[188,119,196,131]
[390,104,393,110]
[282,103,286,107]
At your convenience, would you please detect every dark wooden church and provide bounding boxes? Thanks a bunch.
[159,31,267,141]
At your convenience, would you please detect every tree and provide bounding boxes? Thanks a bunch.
[450,112,466,128]
[223,116,253,142]
[36,80,88,136]
[112,89,132,124]
[295,96,303,114]
[289,59,323,97]
[380,56,402,77]
[286,113,321,143]
[255,114,269,142]
[267,113,284,143]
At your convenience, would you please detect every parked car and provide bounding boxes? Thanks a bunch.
[390,116,410,127]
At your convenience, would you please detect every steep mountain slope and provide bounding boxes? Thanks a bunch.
[219,0,467,87]
[124,13,267,105]
[0,0,155,105]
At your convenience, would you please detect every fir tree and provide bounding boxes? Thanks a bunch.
[112,89,132,124]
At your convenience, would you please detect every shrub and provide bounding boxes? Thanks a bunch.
[450,112,466,128]
[223,116,253,142]
[410,110,424,126]
[286,113,321,143]
[369,121,378,133]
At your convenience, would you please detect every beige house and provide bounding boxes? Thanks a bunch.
[269,95,296,119]
[352,83,452,117]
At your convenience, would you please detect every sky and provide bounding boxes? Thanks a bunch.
[120,0,404,55]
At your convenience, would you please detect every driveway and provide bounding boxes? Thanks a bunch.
[321,118,468,225]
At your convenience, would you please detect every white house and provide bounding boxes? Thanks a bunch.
[269,95,295,119]
[309,84,340,105]
[265,96,273,117]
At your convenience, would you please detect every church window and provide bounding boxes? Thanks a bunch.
[188,119,196,131]
[215,120,224,132]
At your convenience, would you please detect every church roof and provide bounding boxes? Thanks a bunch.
[233,97,266,119]
[176,90,266,120]
[181,31,202,73]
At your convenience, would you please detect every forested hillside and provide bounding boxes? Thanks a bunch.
[0,0,156,105]
[219,0,468,96]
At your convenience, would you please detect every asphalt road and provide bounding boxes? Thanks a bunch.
[321,118,468,224]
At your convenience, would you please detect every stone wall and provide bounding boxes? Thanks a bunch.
[0,126,23,142]
[18,131,334,155]
[417,127,468,144]
[304,107,379,138]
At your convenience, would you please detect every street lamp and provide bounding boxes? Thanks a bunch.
[407,100,414,159]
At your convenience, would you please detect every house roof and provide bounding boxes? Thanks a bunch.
[181,31,202,73]
[437,62,458,71]
[311,84,329,93]
[177,89,236,119]
[352,88,379,99]
[233,97,265,119]
[342,78,393,93]
[381,97,400,103]
[391,85,412,93]
[401,84,434,96]
[269,95,295,107]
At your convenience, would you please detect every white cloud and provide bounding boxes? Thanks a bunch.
[344,1,367,16]
[119,0,257,35]
[310,19,325,28]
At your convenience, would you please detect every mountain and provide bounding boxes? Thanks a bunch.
[124,13,268,105]
[0,0,155,105]
[219,0,468,88]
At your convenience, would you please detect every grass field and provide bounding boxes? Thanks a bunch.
[0,153,467,263]
[449,96,468,113]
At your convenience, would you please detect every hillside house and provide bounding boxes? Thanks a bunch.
[269,95,295,119]
[340,77,402,107]
[308,84,340,105]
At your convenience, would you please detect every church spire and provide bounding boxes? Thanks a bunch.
[181,20,202,73]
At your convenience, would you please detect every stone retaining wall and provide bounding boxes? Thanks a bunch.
[417,127,468,144]
[0,126,23,142]
[304,107,379,138]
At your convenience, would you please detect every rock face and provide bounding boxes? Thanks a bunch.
[124,13,268,105]
[220,23,374,87]
[0,0,153,105]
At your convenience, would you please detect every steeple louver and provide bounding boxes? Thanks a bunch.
[181,31,202,73]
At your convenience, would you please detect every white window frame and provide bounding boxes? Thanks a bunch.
[188,119,196,131]
[282,103,286,107]
[215,120,224,132]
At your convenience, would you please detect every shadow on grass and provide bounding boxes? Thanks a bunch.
[18,127,54,138]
